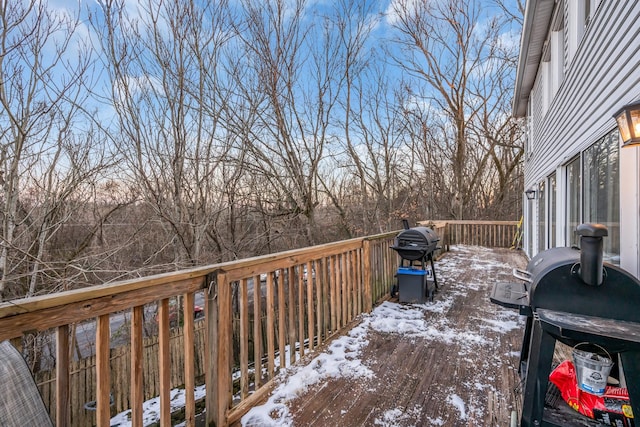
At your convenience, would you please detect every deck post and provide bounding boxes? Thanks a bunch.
[363,239,372,312]
[96,314,111,427]
[183,292,196,427]
[204,270,233,427]
[131,305,144,427]
[216,271,232,427]
[205,272,219,426]
[56,325,70,426]
[158,298,171,427]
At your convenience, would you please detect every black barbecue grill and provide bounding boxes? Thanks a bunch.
[390,222,440,302]
[390,226,440,262]
[491,223,640,427]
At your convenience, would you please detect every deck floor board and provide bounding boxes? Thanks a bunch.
[240,246,529,426]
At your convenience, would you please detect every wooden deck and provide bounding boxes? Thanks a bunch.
[239,246,529,426]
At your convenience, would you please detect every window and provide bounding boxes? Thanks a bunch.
[567,0,593,63]
[578,0,591,36]
[582,129,620,261]
[527,198,535,256]
[566,156,581,247]
[525,114,532,157]
[548,174,557,247]
[551,29,564,95]
[537,181,546,253]
[584,0,591,28]
[541,60,552,114]
[561,130,620,260]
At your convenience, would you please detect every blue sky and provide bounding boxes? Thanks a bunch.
[64,0,522,99]
[4,0,522,164]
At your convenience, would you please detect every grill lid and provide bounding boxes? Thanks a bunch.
[529,261,640,322]
[391,226,439,261]
[526,247,579,281]
[525,224,640,323]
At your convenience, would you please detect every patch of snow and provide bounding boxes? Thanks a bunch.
[374,407,418,427]
[241,322,374,427]
[415,296,454,314]
[478,317,521,333]
[110,384,206,426]
[446,394,467,420]
[368,301,489,348]
[472,381,488,391]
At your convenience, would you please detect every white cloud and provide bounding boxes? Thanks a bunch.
[383,0,422,27]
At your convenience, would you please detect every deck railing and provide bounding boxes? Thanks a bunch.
[419,220,520,251]
[0,231,398,427]
[212,233,398,425]
[0,220,518,426]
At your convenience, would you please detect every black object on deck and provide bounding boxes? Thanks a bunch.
[491,223,640,427]
[390,224,440,303]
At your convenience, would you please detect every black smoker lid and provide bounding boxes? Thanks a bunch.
[526,247,579,277]
[530,262,640,323]
[396,227,439,244]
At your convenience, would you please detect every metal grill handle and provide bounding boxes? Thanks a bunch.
[513,268,532,283]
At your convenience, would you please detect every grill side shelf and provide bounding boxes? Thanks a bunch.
[490,282,529,310]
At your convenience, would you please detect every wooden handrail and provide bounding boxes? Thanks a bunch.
[0,234,394,320]
[422,220,519,225]
[0,222,515,426]
[418,220,519,250]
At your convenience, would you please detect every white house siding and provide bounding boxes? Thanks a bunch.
[526,1,640,184]
[522,1,640,270]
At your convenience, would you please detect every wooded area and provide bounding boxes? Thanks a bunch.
[0,0,524,305]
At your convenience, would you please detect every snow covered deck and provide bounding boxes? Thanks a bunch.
[239,245,528,426]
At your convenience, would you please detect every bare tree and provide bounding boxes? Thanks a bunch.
[398,84,453,219]
[468,60,524,219]
[389,0,522,219]
[495,0,525,27]
[0,0,525,305]
[320,0,406,235]
[342,66,409,233]
[92,0,236,267]
[231,0,338,246]
[0,1,115,301]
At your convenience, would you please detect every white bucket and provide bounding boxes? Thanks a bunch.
[572,343,614,396]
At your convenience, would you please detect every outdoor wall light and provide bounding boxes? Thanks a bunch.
[525,189,536,200]
[614,100,640,147]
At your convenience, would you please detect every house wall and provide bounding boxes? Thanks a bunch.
[620,149,639,276]
[522,1,640,273]
[526,0,640,185]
